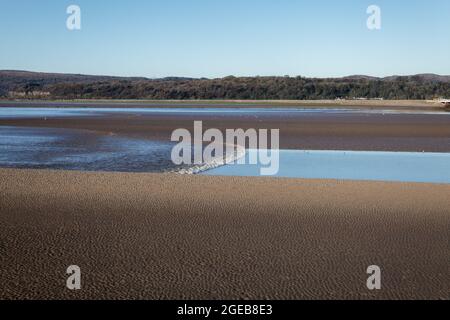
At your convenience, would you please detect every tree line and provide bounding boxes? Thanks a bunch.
[2,73,449,100]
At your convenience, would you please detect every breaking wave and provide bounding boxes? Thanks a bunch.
[171,144,246,175]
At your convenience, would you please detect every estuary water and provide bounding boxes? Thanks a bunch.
[202,149,450,184]
[1,106,449,119]
[0,126,182,172]
[1,107,450,183]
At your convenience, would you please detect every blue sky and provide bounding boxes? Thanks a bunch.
[0,0,449,78]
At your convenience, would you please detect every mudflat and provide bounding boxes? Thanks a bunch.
[1,108,450,152]
[0,168,448,299]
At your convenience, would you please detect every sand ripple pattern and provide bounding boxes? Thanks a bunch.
[0,169,449,300]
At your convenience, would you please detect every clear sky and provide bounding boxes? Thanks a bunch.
[0,0,449,78]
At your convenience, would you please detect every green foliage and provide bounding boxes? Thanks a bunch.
[1,71,449,100]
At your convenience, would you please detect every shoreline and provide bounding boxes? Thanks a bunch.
[1,168,448,299]
[0,99,447,112]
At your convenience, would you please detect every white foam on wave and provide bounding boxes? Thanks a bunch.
[171,144,246,175]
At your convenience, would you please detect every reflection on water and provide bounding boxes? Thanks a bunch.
[0,126,181,172]
[202,149,450,184]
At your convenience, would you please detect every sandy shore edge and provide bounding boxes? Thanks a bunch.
[1,168,448,299]
[0,99,448,112]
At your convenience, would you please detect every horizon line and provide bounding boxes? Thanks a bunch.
[2,69,449,80]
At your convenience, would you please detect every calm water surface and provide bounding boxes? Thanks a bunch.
[202,149,450,184]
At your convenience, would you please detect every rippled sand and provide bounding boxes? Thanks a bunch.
[0,168,448,300]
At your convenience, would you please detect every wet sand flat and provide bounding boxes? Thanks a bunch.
[1,110,450,152]
[0,168,448,300]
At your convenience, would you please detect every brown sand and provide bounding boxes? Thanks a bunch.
[0,168,448,300]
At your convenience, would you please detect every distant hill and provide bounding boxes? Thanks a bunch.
[341,75,380,81]
[0,70,147,89]
[1,70,449,100]
[341,74,450,83]
[382,74,450,83]
[0,70,149,98]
